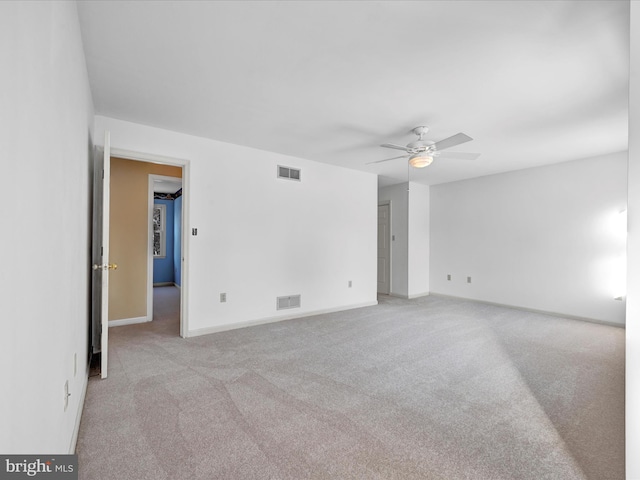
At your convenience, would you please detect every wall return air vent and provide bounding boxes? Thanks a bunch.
[277,294,301,310]
[277,165,301,181]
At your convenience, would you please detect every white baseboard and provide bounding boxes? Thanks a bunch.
[387,292,430,300]
[429,293,625,328]
[109,316,151,327]
[153,282,181,289]
[186,300,378,338]
[69,368,88,454]
[388,293,409,299]
[408,291,430,299]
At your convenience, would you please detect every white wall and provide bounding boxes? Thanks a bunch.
[627,3,640,477]
[430,152,627,325]
[0,2,94,453]
[94,116,378,335]
[408,182,430,298]
[378,183,408,297]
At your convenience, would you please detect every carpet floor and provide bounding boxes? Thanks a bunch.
[76,287,624,479]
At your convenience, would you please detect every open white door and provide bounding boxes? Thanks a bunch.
[377,203,391,294]
[100,131,111,378]
[91,131,112,378]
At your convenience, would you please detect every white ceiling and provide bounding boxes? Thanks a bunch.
[154,178,182,195]
[77,0,629,187]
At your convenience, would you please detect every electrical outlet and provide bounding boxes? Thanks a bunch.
[467,276,472,283]
[220,293,226,303]
[348,280,352,288]
[447,274,451,281]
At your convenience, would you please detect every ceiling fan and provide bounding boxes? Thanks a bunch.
[368,126,480,168]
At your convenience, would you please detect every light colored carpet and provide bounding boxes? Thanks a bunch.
[76,287,624,479]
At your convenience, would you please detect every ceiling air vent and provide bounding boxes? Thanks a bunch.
[277,294,301,310]
[277,165,301,181]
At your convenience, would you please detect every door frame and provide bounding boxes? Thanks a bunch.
[378,201,392,295]
[111,147,191,338]
[148,174,183,325]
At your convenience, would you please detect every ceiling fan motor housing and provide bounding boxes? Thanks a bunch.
[406,140,434,153]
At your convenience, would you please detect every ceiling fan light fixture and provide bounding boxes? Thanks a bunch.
[376,126,477,169]
[409,154,433,168]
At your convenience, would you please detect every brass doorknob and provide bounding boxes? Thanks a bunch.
[92,263,118,271]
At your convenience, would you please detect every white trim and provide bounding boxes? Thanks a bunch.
[109,316,151,327]
[388,293,409,299]
[429,293,625,328]
[110,147,190,339]
[68,369,88,454]
[186,301,378,338]
[408,291,430,299]
[387,288,429,299]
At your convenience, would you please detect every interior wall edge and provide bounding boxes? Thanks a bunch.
[108,316,151,327]
[429,292,625,329]
[186,300,379,338]
[69,372,88,454]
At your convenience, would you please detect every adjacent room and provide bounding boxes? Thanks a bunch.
[2,1,639,479]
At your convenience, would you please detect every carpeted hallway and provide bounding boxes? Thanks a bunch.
[76,288,624,479]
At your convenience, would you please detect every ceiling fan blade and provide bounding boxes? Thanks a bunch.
[437,152,481,160]
[433,133,473,151]
[366,155,408,165]
[380,143,408,151]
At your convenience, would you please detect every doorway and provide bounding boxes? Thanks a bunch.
[149,175,183,334]
[108,149,190,338]
[378,202,391,294]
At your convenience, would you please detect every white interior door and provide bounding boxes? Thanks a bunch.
[378,203,391,294]
[100,132,111,378]
[91,131,112,379]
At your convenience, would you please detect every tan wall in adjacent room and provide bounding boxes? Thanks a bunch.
[109,157,182,321]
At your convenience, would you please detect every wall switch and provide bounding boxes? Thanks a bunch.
[467,276,472,283]
[348,280,352,288]
[220,293,226,303]
[192,228,198,236]
[447,274,451,281]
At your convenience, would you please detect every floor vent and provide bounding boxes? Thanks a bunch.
[277,294,301,310]
[277,165,301,181]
